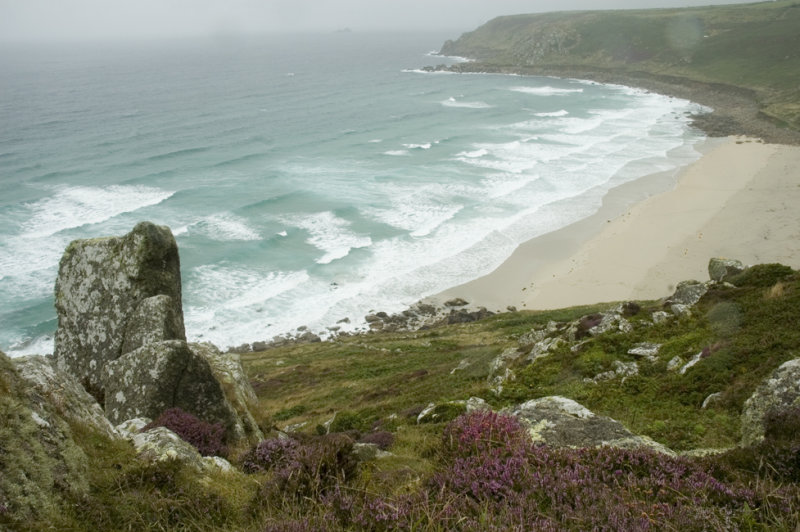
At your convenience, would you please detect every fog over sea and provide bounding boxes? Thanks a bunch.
[0,32,708,356]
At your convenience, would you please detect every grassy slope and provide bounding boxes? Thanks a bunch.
[9,265,800,530]
[243,265,799,454]
[440,0,800,130]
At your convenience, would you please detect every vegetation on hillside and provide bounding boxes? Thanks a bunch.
[6,264,800,530]
[439,0,800,132]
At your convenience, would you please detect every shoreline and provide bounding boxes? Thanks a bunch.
[440,62,800,146]
[429,136,800,312]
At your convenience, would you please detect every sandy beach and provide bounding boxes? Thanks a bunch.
[433,136,800,311]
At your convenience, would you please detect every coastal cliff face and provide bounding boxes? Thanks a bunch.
[439,1,800,138]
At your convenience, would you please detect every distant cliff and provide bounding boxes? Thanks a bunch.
[438,1,800,139]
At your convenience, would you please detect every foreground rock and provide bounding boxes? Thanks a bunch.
[13,355,117,439]
[508,396,674,455]
[53,221,184,392]
[740,358,800,447]
[102,340,252,441]
[0,351,89,523]
[708,257,746,283]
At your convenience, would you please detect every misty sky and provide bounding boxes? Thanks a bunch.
[0,0,764,43]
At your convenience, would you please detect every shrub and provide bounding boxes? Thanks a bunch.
[143,408,227,457]
[246,434,359,503]
[358,431,394,450]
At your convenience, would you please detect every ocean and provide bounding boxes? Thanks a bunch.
[0,31,708,356]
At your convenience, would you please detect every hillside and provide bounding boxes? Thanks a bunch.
[437,0,800,141]
[6,260,800,530]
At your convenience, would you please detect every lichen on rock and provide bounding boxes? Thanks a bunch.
[53,222,184,392]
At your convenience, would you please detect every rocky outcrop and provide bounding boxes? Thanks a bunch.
[740,358,800,447]
[708,257,746,283]
[13,355,117,439]
[0,351,89,524]
[190,342,263,441]
[51,222,260,446]
[101,340,242,438]
[508,396,673,455]
[665,280,708,307]
[129,426,233,472]
[53,222,184,392]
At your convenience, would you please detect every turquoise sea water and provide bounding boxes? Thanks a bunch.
[0,32,708,355]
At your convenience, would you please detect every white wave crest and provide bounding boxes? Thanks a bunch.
[442,97,493,109]
[21,185,174,238]
[534,110,570,117]
[287,212,372,264]
[383,150,410,156]
[189,213,261,241]
[455,148,489,159]
[402,142,432,150]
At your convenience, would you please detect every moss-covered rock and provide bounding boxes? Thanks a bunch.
[0,351,89,528]
[53,221,185,393]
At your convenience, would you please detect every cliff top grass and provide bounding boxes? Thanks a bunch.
[439,0,800,133]
[242,264,800,454]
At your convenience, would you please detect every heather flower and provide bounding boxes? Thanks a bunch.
[143,407,227,457]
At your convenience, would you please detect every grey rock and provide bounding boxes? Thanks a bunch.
[190,342,263,442]
[527,337,563,363]
[741,358,800,447]
[508,396,673,455]
[702,392,723,409]
[450,359,472,375]
[13,355,117,439]
[667,356,684,372]
[102,340,242,441]
[115,417,151,439]
[444,298,469,307]
[518,328,547,346]
[666,280,708,307]
[708,257,746,282]
[680,352,704,375]
[132,427,205,469]
[465,397,490,412]
[651,311,670,324]
[590,361,639,383]
[121,294,185,355]
[670,304,692,318]
[53,222,184,392]
[627,342,662,361]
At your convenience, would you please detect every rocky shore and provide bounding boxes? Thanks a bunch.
[425,61,800,146]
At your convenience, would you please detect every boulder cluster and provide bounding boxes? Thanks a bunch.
[6,222,263,478]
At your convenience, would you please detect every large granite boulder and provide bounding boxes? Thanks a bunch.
[708,257,746,283]
[190,342,263,441]
[13,355,117,439]
[0,351,89,525]
[665,280,708,307]
[740,358,800,447]
[101,340,244,440]
[507,396,673,455]
[53,222,184,392]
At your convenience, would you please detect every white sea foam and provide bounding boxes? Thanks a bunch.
[20,185,174,238]
[383,150,410,156]
[402,142,432,150]
[442,97,493,109]
[189,213,261,241]
[534,110,570,117]
[455,148,489,159]
[286,212,372,264]
[511,86,584,96]
[363,192,464,238]
[368,139,383,143]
